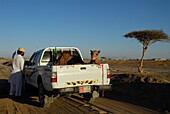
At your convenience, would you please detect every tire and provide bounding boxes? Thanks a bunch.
[83,93,92,101]
[83,91,99,101]
[92,91,99,98]
[65,93,72,97]
[38,83,50,107]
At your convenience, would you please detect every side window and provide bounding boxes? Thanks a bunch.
[42,51,52,62]
[33,53,40,65]
[41,51,62,62]
[30,54,35,64]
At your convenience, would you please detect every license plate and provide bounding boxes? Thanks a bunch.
[79,86,91,93]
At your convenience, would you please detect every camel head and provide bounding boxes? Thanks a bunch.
[90,50,101,61]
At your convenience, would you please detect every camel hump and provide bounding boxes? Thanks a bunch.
[54,51,84,65]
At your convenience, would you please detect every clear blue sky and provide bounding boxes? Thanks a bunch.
[0,0,170,59]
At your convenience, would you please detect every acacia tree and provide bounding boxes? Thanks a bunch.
[123,30,169,73]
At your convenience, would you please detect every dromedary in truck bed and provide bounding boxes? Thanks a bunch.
[89,50,101,65]
[53,50,101,65]
[53,51,84,65]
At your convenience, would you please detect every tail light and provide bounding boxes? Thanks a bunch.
[52,72,57,82]
[107,69,110,78]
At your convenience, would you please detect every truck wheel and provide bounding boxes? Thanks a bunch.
[83,93,92,101]
[83,91,99,101]
[38,83,50,107]
[65,93,72,97]
[92,91,99,98]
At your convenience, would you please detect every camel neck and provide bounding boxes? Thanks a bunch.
[90,59,97,64]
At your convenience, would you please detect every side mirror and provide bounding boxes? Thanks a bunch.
[25,61,32,66]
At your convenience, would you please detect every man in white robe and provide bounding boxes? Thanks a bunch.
[8,48,25,97]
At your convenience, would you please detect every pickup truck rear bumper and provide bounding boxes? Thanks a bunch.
[53,85,112,94]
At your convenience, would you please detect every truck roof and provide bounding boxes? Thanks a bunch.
[45,47,80,50]
[35,47,80,52]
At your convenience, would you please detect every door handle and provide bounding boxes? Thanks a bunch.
[80,67,86,70]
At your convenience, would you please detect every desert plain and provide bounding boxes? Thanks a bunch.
[0,58,169,114]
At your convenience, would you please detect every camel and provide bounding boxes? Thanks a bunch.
[89,50,101,65]
[53,51,84,65]
[53,50,101,65]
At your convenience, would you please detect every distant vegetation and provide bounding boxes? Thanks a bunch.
[124,30,170,73]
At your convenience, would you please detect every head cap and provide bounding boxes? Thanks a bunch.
[18,48,25,52]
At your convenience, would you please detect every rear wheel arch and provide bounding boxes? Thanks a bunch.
[37,75,42,85]
[38,76,51,108]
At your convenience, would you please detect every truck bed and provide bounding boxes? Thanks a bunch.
[52,64,110,89]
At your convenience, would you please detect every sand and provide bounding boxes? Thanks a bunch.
[0,59,169,113]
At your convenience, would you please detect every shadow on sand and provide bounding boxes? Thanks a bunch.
[104,82,170,113]
[2,61,12,66]
[1,78,169,112]
[0,79,40,107]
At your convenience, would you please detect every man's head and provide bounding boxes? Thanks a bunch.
[17,48,25,56]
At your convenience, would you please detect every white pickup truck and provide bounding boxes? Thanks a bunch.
[24,47,112,107]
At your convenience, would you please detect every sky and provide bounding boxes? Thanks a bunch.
[0,0,170,59]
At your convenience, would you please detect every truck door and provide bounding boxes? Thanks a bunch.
[25,52,40,86]
[25,53,35,83]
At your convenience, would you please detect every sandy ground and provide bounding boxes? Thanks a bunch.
[0,59,169,113]
[110,66,170,74]
[99,59,170,74]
